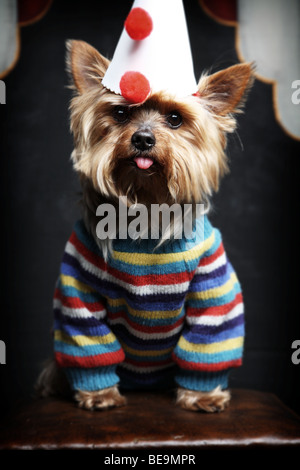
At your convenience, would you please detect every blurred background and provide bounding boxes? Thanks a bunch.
[0,0,299,418]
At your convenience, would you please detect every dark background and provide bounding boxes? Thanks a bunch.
[0,0,299,419]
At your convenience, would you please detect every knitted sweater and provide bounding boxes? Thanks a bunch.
[53,216,244,392]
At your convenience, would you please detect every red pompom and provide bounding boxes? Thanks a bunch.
[125,7,153,40]
[120,71,151,104]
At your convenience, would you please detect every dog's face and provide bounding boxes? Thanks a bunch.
[68,41,253,207]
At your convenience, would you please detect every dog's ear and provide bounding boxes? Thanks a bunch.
[66,40,110,94]
[198,63,255,115]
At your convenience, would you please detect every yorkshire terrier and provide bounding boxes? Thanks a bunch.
[36,40,253,413]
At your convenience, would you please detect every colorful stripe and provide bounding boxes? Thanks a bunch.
[53,217,244,392]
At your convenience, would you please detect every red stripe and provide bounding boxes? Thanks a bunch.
[173,355,242,371]
[201,242,224,266]
[70,232,193,286]
[107,269,192,287]
[186,292,243,317]
[109,310,184,334]
[54,288,106,312]
[55,349,125,368]
[70,231,106,270]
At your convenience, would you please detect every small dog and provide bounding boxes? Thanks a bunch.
[37,40,253,413]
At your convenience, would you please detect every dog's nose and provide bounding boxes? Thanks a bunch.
[131,130,156,151]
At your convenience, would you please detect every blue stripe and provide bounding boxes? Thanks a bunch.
[175,370,229,392]
[183,320,244,344]
[54,320,108,338]
[57,280,102,303]
[187,283,241,308]
[54,314,111,338]
[189,266,232,292]
[192,263,227,285]
[173,346,243,364]
[54,309,106,327]
[109,257,199,276]
[54,339,121,357]
[65,365,119,391]
[54,321,109,338]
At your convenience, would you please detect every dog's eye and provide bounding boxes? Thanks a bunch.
[166,112,182,129]
[113,106,130,123]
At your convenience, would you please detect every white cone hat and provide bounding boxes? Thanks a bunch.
[102,0,198,103]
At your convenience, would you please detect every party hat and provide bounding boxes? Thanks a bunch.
[102,0,198,103]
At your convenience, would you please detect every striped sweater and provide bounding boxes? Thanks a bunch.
[53,216,244,392]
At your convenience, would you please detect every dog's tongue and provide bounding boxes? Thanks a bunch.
[134,157,154,170]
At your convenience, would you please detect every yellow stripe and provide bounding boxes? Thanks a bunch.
[186,272,238,301]
[107,297,183,320]
[54,330,117,346]
[60,275,183,319]
[121,343,173,357]
[178,336,243,354]
[112,231,215,266]
[60,274,95,294]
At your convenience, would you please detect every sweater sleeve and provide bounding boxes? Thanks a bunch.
[53,221,125,391]
[172,222,244,392]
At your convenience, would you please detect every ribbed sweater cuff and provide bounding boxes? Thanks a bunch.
[175,370,229,392]
[64,365,120,391]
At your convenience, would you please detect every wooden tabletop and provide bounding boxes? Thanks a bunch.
[0,389,300,450]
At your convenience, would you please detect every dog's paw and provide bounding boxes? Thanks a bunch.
[176,386,230,413]
[74,385,127,411]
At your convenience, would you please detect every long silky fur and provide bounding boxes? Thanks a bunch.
[67,44,253,258]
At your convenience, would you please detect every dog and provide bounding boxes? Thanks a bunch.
[36,39,253,413]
